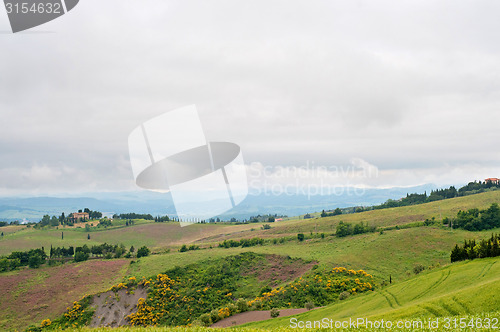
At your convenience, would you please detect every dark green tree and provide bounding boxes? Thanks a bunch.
[28,254,43,268]
[137,246,150,258]
[336,221,353,237]
[74,251,89,262]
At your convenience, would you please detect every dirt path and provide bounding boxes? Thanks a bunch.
[211,308,309,327]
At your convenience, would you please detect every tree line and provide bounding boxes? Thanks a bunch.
[336,221,376,237]
[218,238,265,248]
[451,234,500,262]
[447,203,500,231]
[114,213,154,220]
[0,248,48,271]
[49,243,150,260]
[0,243,151,272]
[317,180,500,218]
[155,215,170,222]
[321,208,342,217]
[374,181,500,210]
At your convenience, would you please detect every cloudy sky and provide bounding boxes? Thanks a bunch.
[1,0,500,196]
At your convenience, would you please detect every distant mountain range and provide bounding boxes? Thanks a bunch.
[0,184,447,222]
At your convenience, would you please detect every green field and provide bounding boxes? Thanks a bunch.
[126,225,495,282]
[244,257,500,329]
[2,191,500,331]
[27,310,500,332]
[3,190,500,257]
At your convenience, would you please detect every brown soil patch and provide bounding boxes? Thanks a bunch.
[0,259,128,331]
[211,308,309,327]
[89,286,147,327]
[242,254,317,287]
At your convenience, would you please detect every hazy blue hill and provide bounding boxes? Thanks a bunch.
[0,183,441,222]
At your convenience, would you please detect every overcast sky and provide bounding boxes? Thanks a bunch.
[1,0,500,196]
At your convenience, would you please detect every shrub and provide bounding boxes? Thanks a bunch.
[136,246,150,258]
[210,309,221,323]
[47,259,61,267]
[74,251,89,262]
[179,245,188,252]
[259,285,272,295]
[0,258,10,272]
[270,308,280,318]
[305,302,315,310]
[236,298,249,312]
[251,300,263,310]
[339,291,350,300]
[413,263,425,275]
[28,254,43,269]
[297,233,305,241]
[199,313,211,327]
[227,303,238,315]
[25,325,41,332]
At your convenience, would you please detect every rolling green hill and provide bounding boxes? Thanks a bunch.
[2,190,500,331]
[244,257,500,329]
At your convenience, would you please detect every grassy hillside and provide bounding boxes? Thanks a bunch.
[127,225,495,282]
[26,310,500,332]
[0,259,129,331]
[2,191,500,331]
[0,221,255,256]
[244,257,500,329]
[2,190,500,257]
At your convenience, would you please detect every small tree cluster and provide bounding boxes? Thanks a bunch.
[117,213,154,220]
[0,248,47,271]
[154,215,170,222]
[336,221,376,237]
[451,234,500,262]
[136,246,151,258]
[321,208,342,217]
[218,238,264,248]
[179,244,200,252]
[450,203,500,231]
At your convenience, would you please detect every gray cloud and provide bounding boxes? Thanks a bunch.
[1,0,500,194]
